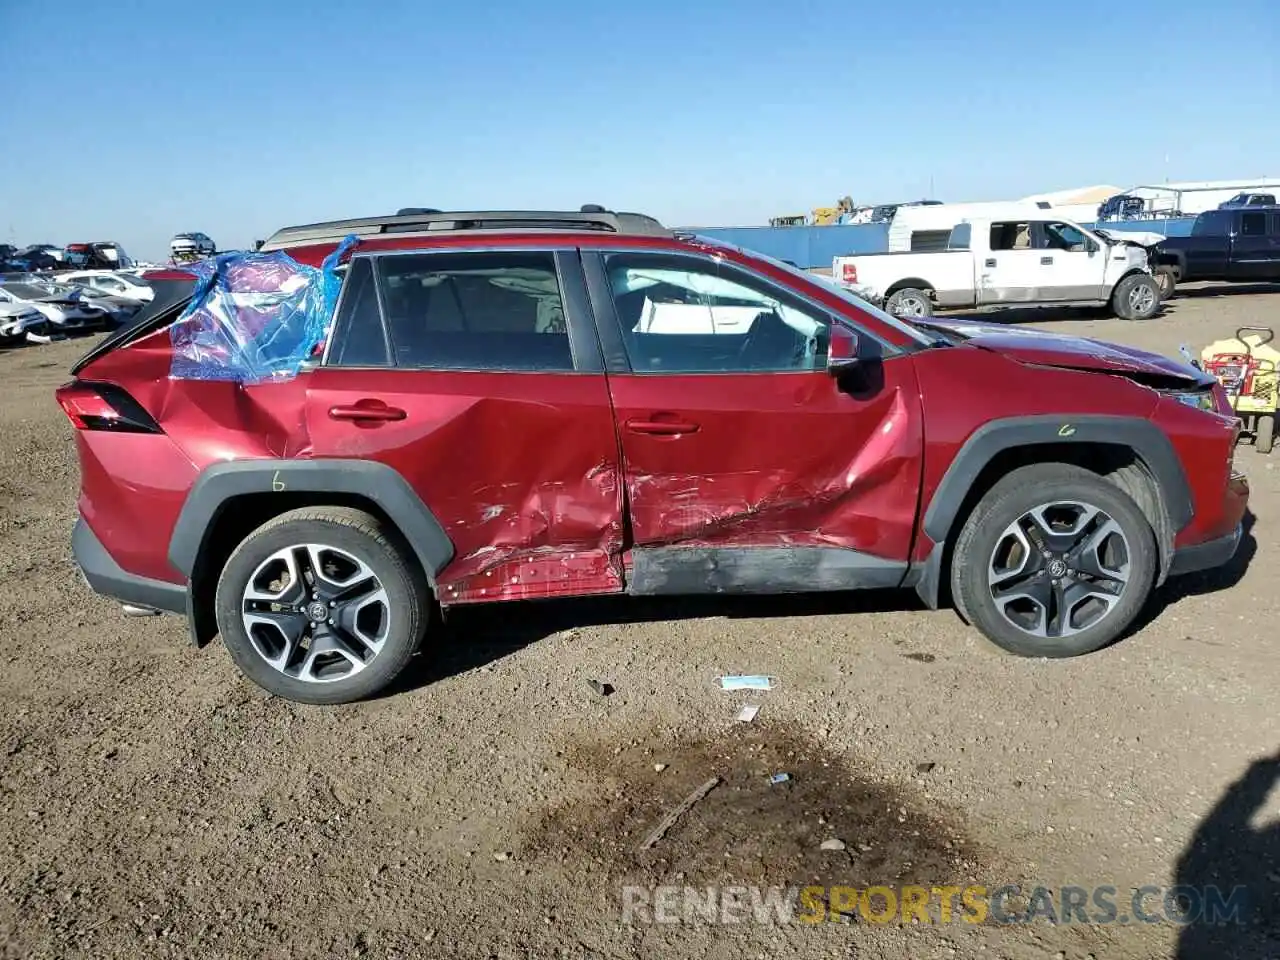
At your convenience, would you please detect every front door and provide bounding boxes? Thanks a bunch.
[1034,222,1110,301]
[305,249,625,604]
[584,249,924,596]
[977,220,1044,304]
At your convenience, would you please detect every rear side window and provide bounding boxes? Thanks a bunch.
[327,252,576,372]
[948,222,972,250]
[990,222,1033,250]
[375,251,573,371]
[1241,213,1268,237]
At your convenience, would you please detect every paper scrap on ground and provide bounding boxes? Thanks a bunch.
[737,705,760,723]
[718,675,775,691]
[770,773,791,784]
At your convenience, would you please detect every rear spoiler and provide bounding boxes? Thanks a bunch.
[70,271,196,376]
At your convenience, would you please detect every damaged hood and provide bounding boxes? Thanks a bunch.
[1095,228,1166,248]
[914,317,1217,388]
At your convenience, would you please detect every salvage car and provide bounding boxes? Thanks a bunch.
[0,282,106,334]
[61,270,155,303]
[169,232,217,264]
[1153,207,1280,286]
[60,207,1248,704]
[834,216,1166,321]
[0,299,49,345]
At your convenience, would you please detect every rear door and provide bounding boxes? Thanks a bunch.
[1033,221,1109,301]
[583,248,924,595]
[1229,211,1278,281]
[305,247,625,604]
[977,220,1043,303]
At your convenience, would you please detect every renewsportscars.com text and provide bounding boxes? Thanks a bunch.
[620,883,1249,926]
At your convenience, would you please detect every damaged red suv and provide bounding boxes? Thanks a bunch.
[59,208,1249,704]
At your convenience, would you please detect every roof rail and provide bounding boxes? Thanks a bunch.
[260,207,670,249]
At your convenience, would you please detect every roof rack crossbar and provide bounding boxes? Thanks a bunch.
[261,208,670,249]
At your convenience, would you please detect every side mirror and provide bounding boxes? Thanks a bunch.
[827,325,860,375]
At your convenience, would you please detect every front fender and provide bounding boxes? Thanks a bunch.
[911,414,1192,609]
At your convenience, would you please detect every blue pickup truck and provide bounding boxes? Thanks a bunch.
[1155,207,1280,286]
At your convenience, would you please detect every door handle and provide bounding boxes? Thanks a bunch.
[329,401,407,422]
[1040,256,1054,265]
[985,258,997,267]
[626,417,700,436]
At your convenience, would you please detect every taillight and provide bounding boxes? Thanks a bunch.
[841,263,858,284]
[55,380,162,434]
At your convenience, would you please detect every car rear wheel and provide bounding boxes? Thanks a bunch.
[214,507,431,705]
[1112,274,1161,320]
[1154,266,1177,300]
[886,287,934,318]
[950,464,1157,658]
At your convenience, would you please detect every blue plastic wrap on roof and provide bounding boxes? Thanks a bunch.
[169,235,358,384]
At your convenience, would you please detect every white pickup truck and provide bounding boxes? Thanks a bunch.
[833,216,1165,321]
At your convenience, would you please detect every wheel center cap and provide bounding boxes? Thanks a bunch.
[306,601,329,622]
[1047,558,1067,578]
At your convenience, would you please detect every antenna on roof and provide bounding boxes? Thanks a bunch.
[580,204,607,213]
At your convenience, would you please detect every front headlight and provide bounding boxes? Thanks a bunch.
[1165,388,1218,413]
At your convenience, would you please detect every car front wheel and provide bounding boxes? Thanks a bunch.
[885,287,934,318]
[1112,274,1161,320]
[950,464,1157,658]
[214,507,431,705]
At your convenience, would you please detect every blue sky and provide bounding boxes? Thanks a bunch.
[3,0,1277,259]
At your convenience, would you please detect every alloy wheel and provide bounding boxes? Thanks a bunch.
[1128,283,1156,315]
[241,543,391,683]
[987,501,1131,639]
[894,294,928,317]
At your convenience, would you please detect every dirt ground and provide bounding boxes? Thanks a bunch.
[2,283,1280,960]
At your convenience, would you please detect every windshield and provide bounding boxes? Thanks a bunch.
[691,236,938,347]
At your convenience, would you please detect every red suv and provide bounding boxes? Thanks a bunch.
[59,208,1249,704]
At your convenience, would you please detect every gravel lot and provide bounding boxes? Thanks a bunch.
[2,284,1279,959]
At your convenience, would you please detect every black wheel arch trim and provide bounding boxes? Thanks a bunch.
[915,415,1194,608]
[167,459,455,583]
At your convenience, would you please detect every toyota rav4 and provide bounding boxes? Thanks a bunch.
[59,207,1249,704]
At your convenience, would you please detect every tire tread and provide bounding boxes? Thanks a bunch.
[213,506,430,705]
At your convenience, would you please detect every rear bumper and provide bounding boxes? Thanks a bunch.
[1169,522,1243,577]
[72,517,186,614]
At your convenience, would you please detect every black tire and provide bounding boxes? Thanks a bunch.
[885,287,934,319]
[214,507,431,705]
[1154,266,1177,301]
[1257,415,1275,454]
[1111,273,1161,321]
[950,463,1158,659]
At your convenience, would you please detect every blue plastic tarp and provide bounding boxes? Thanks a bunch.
[169,235,357,384]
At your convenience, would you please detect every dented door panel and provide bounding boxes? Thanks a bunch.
[607,362,925,578]
[306,368,624,603]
